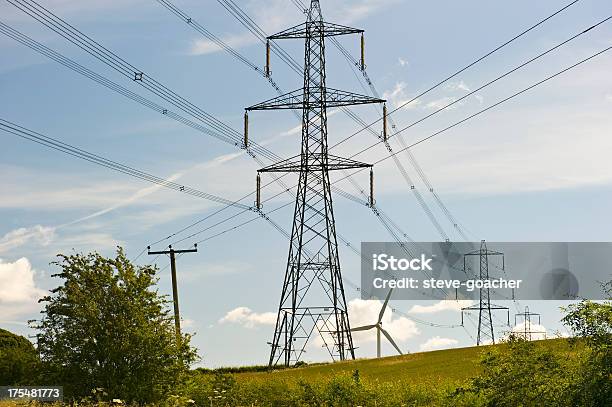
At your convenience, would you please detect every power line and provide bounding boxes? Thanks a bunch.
[372,44,612,165]
[0,115,364,257]
[2,5,372,247]
[311,42,612,188]
[0,21,249,149]
[0,118,252,209]
[153,34,612,272]
[340,15,612,157]
[318,0,583,241]
[217,0,584,246]
[330,0,584,145]
[211,0,467,246]
[150,0,445,262]
[5,0,279,161]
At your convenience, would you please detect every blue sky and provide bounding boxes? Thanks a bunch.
[1,0,611,367]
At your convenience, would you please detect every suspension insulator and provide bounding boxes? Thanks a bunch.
[383,103,388,142]
[256,172,261,210]
[369,167,375,207]
[360,33,365,71]
[244,111,249,148]
[265,40,271,77]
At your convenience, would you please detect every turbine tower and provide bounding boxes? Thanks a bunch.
[245,0,384,366]
[351,289,403,358]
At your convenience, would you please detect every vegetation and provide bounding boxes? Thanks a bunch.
[0,328,39,385]
[32,248,198,403]
[2,250,610,406]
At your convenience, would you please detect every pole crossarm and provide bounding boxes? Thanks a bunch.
[246,87,383,111]
[268,21,363,40]
[464,249,505,257]
[147,247,198,256]
[259,153,371,173]
[462,305,510,311]
[147,244,198,339]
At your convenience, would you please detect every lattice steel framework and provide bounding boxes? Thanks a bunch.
[461,241,510,345]
[515,306,546,341]
[246,0,384,366]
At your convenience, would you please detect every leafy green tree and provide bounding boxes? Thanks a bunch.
[34,248,198,403]
[0,328,39,384]
[562,281,612,406]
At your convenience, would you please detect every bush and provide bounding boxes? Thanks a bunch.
[0,328,39,384]
[448,336,575,406]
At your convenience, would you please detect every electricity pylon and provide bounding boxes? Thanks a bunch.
[515,306,546,341]
[461,241,509,345]
[245,0,384,366]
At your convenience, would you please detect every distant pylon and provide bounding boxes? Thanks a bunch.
[514,306,546,341]
[461,241,509,345]
[245,0,385,366]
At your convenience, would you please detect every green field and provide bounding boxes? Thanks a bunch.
[0,339,578,406]
[231,338,570,387]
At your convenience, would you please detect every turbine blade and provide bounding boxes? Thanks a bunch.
[378,288,393,323]
[351,324,376,332]
[380,327,403,355]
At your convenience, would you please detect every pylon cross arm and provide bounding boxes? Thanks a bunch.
[268,21,363,40]
[247,87,384,111]
[259,153,371,173]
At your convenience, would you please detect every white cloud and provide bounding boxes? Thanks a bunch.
[187,0,398,56]
[475,94,484,104]
[419,336,458,352]
[63,171,184,227]
[382,82,421,109]
[335,0,401,24]
[190,33,258,56]
[219,307,276,328]
[0,258,46,303]
[0,225,56,254]
[508,322,547,341]
[425,96,460,110]
[182,318,195,329]
[348,298,419,344]
[409,300,473,314]
[447,80,470,92]
[606,94,612,102]
[397,57,409,67]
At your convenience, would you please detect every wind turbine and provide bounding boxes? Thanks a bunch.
[351,289,403,358]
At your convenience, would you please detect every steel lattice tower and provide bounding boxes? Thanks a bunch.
[461,241,509,345]
[515,306,546,341]
[245,0,384,366]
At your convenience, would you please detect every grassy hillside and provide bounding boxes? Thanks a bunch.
[0,339,576,407]
[232,338,571,387]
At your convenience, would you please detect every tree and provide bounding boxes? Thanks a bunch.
[34,248,198,403]
[0,328,39,384]
[562,281,612,406]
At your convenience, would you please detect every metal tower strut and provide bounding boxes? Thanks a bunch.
[245,0,384,366]
[461,241,510,345]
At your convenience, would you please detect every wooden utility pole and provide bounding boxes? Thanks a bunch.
[148,244,198,338]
